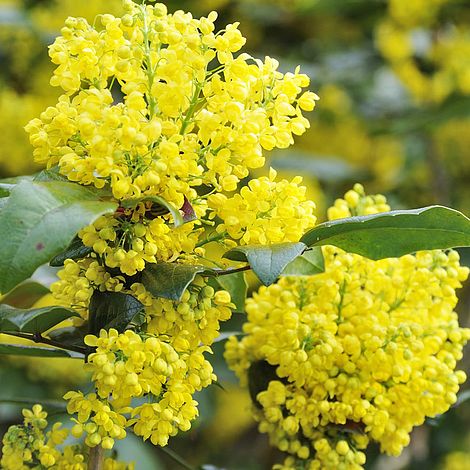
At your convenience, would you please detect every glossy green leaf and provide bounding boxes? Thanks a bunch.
[248,360,284,408]
[46,326,87,349]
[223,242,307,286]
[0,343,80,358]
[121,195,184,227]
[210,271,247,312]
[0,180,117,294]
[49,236,93,267]
[89,291,144,335]
[0,304,79,334]
[281,247,325,276]
[142,263,206,301]
[301,206,470,260]
[0,281,50,308]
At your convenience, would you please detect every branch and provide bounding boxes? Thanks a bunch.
[3,331,87,355]
[210,265,252,277]
[88,445,104,470]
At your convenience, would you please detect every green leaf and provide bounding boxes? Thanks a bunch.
[33,167,69,182]
[141,263,206,301]
[281,247,325,276]
[121,195,184,227]
[46,326,87,349]
[300,206,470,260]
[0,180,118,294]
[210,271,247,312]
[0,281,50,308]
[0,304,79,334]
[89,291,144,335]
[0,344,80,358]
[223,242,307,286]
[248,360,284,408]
[49,236,93,267]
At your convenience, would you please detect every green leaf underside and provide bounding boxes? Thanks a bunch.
[0,180,118,294]
[223,242,307,286]
[0,343,81,358]
[210,271,247,312]
[0,281,50,308]
[281,247,325,276]
[0,304,79,334]
[89,291,144,335]
[142,263,207,301]
[301,206,470,260]
[49,236,93,267]
[122,196,184,227]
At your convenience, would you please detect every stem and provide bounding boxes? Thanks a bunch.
[158,446,196,470]
[212,265,252,276]
[195,231,227,248]
[141,4,157,118]
[180,81,203,135]
[88,445,104,470]
[2,331,87,355]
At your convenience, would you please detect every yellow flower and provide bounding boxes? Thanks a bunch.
[226,186,470,469]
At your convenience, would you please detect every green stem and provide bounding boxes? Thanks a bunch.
[158,446,196,470]
[195,231,227,248]
[2,331,87,356]
[88,445,104,470]
[141,4,157,118]
[180,81,204,135]
[212,265,252,276]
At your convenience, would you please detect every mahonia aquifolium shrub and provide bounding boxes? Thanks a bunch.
[17,0,318,455]
[225,184,470,470]
[0,405,132,469]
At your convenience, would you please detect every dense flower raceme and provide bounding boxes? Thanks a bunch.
[25,0,317,202]
[22,0,318,450]
[225,184,470,470]
[1,405,132,469]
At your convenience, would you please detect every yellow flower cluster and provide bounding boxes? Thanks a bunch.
[78,210,203,276]
[1,405,132,469]
[225,185,470,469]
[208,169,316,245]
[25,0,316,205]
[58,273,233,446]
[66,328,215,448]
[376,0,470,103]
[132,277,233,347]
[22,0,319,451]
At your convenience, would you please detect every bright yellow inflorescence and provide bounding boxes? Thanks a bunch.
[225,184,470,469]
[26,0,318,450]
[208,168,317,246]
[25,0,316,203]
[0,405,132,469]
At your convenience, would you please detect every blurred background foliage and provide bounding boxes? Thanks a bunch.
[0,0,469,469]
